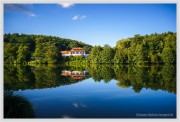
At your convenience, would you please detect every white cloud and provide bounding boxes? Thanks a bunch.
[25,11,36,17]
[72,15,79,20]
[72,15,87,21]
[58,3,74,8]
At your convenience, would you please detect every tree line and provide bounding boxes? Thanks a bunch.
[88,32,176,64]
[4,33,92,64]
[4,32,176,64]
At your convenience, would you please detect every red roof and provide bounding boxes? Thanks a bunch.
[70,47,85,52]
[60,47,86,54]
[60,51,70,54]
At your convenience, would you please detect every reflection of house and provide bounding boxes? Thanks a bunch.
[61,70,89,80]
[60,47,89,57]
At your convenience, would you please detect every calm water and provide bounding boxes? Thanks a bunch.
[4,64,176,118]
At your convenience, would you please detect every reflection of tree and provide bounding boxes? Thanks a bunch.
[113,65,176,94]
[116,79,131,88]
[87,64,176,94]
[161,65,176,93]
[130,67,149,93]
[4,65,19,90]
[4,64,90,90]
[100,65,115,83]
[4,90,35,118]
[16,65,35,88]
[87,64,115,82]
[4,64,176,94]
[4,65,35,90]
[33,65,62,88]
[87,65,102,82]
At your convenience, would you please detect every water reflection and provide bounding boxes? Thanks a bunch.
[4,64,176,118]
[4,64,176,94]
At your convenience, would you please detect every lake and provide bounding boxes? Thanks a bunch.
[4,64,176,118]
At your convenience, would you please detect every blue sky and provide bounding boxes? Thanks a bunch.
[4,3,176,47]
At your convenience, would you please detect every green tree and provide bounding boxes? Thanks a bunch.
[135,44,145,64]
[45,43,61,64]
[88,46,102,63]
[15,45,31,64]
[33,38,46,63]
[161,47,176,64]
[83,45,92,52]
[100,44,114,63]
[4,43,18,63]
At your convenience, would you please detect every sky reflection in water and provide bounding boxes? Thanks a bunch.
[14,78,176,118]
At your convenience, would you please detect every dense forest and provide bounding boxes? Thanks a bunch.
[4,33,92,64]
[88,32,176,64]
[4,32,176,64]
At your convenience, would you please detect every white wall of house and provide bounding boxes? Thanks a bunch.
[62,54,71,56]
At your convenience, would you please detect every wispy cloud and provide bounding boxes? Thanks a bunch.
[28,13,36,17]
[24,11,36,17]
[58,3,74,8]
[4,4,37,17]
[72,15,87,21]
[72,15,79,20]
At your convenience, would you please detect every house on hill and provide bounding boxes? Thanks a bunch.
[60,47,89,57]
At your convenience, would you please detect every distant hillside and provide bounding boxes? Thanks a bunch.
[4,33,93,64]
